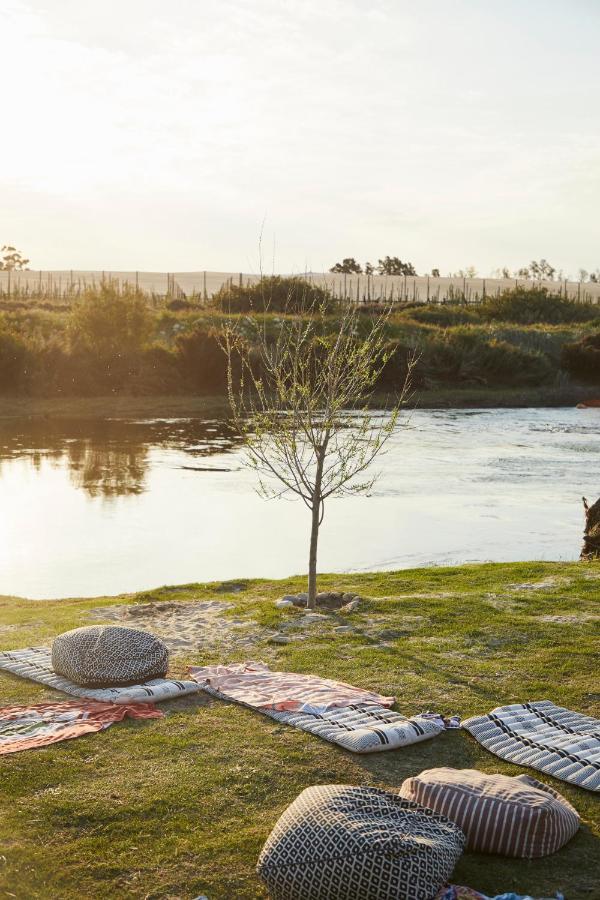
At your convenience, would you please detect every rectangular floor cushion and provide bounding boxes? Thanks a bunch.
[463,700,600,792]
[198,682,444,753]
[0,647,201,703]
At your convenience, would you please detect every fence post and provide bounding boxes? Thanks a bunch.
[239,272,242,287]
[203,271,207,302]
[427,275,430,302]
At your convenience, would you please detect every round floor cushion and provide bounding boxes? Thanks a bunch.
[51,625,169,687]
[399,767,580,858]
[256,784,465,900]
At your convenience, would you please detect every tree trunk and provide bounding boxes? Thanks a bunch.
[307,501,320,609]
[581,496,600,560]
[307,451,325,610]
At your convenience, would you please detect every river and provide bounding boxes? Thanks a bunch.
[0,408,597,599]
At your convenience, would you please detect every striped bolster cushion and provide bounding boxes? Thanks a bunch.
[398,767,579,858]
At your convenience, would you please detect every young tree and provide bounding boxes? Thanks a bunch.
[223,297,414,609]
[431,268,440,278]
[364,261,375,276]
[329,258,363,274]
[0,245,29,270]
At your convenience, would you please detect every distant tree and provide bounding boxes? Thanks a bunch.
[0,245,29,270]
[529,259,556,281]
[430,268,440,278]
[377,256,417,276]
[589,269,600,283]
[454,267,478,278]
[578,269,589,283]
[329,258,362,274]
[516,267,530,278]
[364,261,375,276]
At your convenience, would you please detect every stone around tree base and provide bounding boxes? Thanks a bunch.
[276,591,362,611]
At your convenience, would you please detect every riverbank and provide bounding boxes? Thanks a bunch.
[1,561,599,898]
[0,383,597,420]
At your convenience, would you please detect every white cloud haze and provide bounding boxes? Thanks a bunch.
[1,0,599,275]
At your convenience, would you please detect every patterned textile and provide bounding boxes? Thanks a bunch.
[0,647,201,703]
[51,625,169,687]
[0,700,162,755]
[463,701,600,791]
[436,888,564,900]
[257,784,465,900]
[399,768,579,857]
[194,681,444,754]
[188,661,394,713]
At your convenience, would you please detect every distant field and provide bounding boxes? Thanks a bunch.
[1,269,600,304]
[0,561,599,899]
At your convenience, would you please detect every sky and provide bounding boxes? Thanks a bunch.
[2,0,599,276]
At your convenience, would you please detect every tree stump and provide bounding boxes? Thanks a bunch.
[581,497,600,560]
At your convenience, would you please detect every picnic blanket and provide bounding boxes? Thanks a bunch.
[0,647,201,704]
[463,700,600,792]
[189,663,444,753]
[188,661,395,713]
[0,700,162,755]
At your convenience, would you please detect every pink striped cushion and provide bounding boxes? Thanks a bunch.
[398,767,579,858]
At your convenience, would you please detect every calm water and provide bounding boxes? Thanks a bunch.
[0,408,598,599]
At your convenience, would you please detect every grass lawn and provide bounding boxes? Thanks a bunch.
[0,561,599,899]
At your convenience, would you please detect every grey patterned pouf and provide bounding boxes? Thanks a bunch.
[257,784,465,900]
[51,625,169,687]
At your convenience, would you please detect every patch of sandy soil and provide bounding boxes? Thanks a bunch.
[0,622,44,634]
[88,600,271,654]
[536,613,600,625]
[483,594,522,611]
[507,576,573,592]
[389,592,459,600]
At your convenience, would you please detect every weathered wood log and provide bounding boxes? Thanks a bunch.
[581,496,600,560]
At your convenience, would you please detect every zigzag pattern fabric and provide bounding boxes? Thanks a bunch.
[0,647,201,703]
[463,701,600,791]
[198,683,443,752]
[257,784,465,900]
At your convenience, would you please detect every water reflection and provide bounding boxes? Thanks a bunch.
[0,417,242,499]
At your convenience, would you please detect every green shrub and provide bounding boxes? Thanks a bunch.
[175,327,230,391]
[399,304,480,326]
[69,284,153,357]
[561,333,600,381]
[479,287,600,325]
[420,329,553,386]
[0,322,29,391]
[211,276,336,314]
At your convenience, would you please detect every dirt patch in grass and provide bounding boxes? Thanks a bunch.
[536,613,600,625]
[88,599,270,654]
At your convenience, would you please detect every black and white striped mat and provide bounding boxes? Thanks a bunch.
[463,700,600,791]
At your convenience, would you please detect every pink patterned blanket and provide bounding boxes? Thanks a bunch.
[188,661,395,714]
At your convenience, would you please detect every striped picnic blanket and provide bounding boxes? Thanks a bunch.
[190,665,444,753]
[463,700,600,792]
[0,700,162,754]
[0,647,201,703]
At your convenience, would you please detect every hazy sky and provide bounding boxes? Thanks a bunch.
[2,0,599,275]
